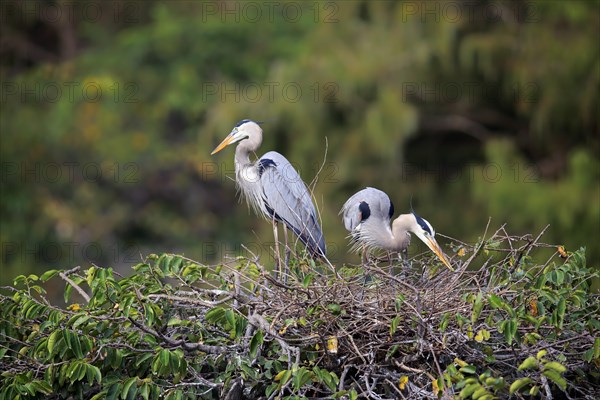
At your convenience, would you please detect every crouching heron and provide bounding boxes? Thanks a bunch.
[341,187,453,271]
[211,119,326,280]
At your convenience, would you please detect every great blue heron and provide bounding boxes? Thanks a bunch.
[341,187,453,271]
[211,119,326,279]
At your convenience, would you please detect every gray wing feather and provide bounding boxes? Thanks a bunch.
[259,151,326,257]
[340,187,393,232]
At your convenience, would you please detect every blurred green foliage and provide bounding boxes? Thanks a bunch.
[1,1,598,286]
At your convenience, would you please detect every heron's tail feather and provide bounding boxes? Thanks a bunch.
[286,222,326,259]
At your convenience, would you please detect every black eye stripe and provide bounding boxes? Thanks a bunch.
[413,213,432,235]
[235,119,253,127]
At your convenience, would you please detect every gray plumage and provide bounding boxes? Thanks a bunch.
[212,120,326,257]
[342,187,394,233]
[341,187,453,270]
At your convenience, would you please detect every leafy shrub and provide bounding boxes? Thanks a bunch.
[1,229,598,399]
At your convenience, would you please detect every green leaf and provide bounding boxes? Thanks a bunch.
[170,256,183,273]
[225,309,236,327]
[65,331,83,359]
[90,391,108,400]
[108,348,123,369]
[536,349,547,360]
[518,356,537,371]
[459,365,476,374]
[509,377,532,394]
[471,386,489,399]
[459,383,481,398]
[249,330,264,358]
[529,385,540,396]
[394,295,405,312]
[106,383,121,400]
[327,304,341,315]
[47,330,61,354]
[86,364,102,385]
[71,315,90,330]
[135,353,154,368]
[543,361,567,374]
[160,350,171,376]
[139,383,150,400]
[67,361,81,382]
[390,316,400,336]
[40,270,59,282]
[121,377,137,400]
[292,367,312,391]
[540,289,559,304]
[13,274,27,286]
[534,274,547,289]
[489,294,504,308]
[556,298,566,329]
[76,363,87,382]
[167,317,183,326]
[169,350,181,375]
[542,369,567,390]
[504,319,517,345]
[205,307,226,324]
[302,273,313,288]
[555,270,564,285]
[275,369,292,386]
[143,303,155,326]
[30,380,52,395]
[440,312,450,332]
[265,383,278,398]
[471,292,484,324]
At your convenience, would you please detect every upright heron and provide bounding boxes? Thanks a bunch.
[211,119,326,279]
[341,187,453,271]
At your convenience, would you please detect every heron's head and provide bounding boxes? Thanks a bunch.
[211,119,262,155]
[409,213,454,271]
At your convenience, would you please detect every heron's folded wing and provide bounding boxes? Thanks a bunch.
[259,152,326,257]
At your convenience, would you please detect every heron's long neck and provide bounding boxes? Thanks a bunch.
[234,145,252,172]
[361,218,409,252]
[232,141,265,217]
[388,215,412,251]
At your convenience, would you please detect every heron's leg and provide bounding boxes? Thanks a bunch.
[272,219,281,281]
[398,249,409,282]
[282,226,290,284]
[359,243,369,301]
[361,243,368,266]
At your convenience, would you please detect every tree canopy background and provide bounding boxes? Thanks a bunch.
[1,0,599,290]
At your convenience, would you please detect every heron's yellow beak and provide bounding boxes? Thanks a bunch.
[210,134,236,155]
[424,236,454,271]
